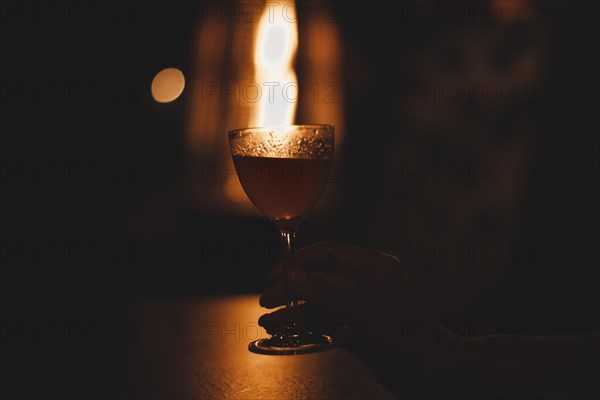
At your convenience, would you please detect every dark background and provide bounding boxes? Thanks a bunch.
[1,1,598,398]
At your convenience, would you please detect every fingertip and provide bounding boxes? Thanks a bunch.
[259,281,291,309]
[258,313,268,326]
[258,309,284,330]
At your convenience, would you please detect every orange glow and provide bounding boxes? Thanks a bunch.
[225,1,299,201]
[151,67,185,103]
[491,0,535,24]
[299,17,344,158]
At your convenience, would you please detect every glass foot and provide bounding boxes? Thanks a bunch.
[248,334,335,355]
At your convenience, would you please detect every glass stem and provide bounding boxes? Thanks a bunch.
[280,226,298,308]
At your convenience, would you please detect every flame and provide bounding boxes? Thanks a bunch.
[224,0,299,204]
[251,1,298,127]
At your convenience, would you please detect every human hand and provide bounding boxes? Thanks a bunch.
[259,241,441,354]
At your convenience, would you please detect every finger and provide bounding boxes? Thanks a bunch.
[295,241,401,275]
[258,304,349,338]
[263,271,357,308]
[269,258,306,281]
[286,268,358,311]
[259,303,337,327]
[271,242,401,278]
[259,281,292,309]
[301,272,359,292]
[259,303,312,326]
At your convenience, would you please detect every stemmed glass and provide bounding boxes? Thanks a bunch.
[228,124,335,355]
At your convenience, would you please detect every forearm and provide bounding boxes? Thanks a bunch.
[417,332,600,397]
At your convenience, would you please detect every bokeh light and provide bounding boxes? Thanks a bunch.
[151,67,185,103]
